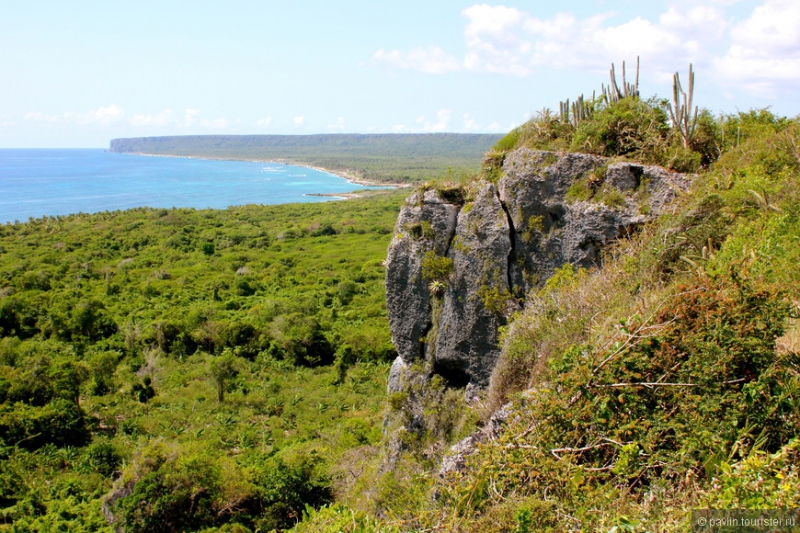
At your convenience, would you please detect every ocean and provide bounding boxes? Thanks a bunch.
[0,149,379,224]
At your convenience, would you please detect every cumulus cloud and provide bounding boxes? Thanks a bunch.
[130,108,175,127]
[85,104,125,124]
[461,113,481,132]
[459,4,706,76]
[64,105,125,125]
[371,1,800,97]
[256,116,272,128]
[714,0,800,95]
[328,116,346,132]
[372,46,461,74]
[27,105,125,126]
[418,109,453,132]
[24,112,59,122]
[200,118,229,130]
[294,116,305,126]
[463,4,536,76]
[184,108,200,126]
[371,4,704,77]
[128,108,228,130]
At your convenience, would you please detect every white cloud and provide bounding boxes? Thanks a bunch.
[25,112,59,122]
[256,116,272,128]
[463,4,535,76]
[391,124,406,132]
[200,118,229,130]
[370,1,800,97]
[64,105,125,125]
[184,108,200,126]
[461,113,481,132]
[130,108,175,127]
[328,116,346,132]
[294,116,305,126]
[418,109,452,132]
[714,0,800,95]
[129,108,229,130]
[372,46,460,74]
[459,5,698,76]
[85,104,125,124]
[30,105,125,126]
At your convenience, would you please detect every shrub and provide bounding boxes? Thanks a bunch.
[420,251,454,283]
[571,97,670,163]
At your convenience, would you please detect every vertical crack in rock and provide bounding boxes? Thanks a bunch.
[495,189,517,297]
[419,321,433,361]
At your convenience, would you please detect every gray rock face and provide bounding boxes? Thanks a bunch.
[434,183,512,392]
[385,189,460,366]
[385,149,690,392]
[439,404,512,477]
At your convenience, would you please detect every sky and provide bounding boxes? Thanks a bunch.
[1,0,799,148]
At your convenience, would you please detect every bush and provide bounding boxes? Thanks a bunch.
[252,456,332,532]
[571,97,670,163]
[420,251,454,283]
[0,398,89,449]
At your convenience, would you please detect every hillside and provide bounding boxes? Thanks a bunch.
[297,102,800,531]
[109,133,503,184]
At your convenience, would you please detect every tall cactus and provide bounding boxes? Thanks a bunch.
[603,57,639,103]
[559,94,593,127]
[668,64,698,148]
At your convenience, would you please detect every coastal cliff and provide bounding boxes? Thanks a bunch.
[384,148,691,398]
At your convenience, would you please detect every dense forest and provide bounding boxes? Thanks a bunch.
[0,190,408,531]
[109,133,502,184]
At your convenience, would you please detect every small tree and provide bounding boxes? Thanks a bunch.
[209,349,239,403]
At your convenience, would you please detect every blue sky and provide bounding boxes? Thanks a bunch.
[1,0,798,147]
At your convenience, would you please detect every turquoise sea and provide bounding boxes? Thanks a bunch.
[0,149,379,224]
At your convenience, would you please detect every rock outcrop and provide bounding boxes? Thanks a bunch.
[385,148,691,395]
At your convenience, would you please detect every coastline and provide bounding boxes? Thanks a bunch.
[117,151,412,190]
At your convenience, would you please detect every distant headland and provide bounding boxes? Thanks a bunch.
[109,133,503,184]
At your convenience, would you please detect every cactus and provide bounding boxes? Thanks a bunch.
[668,64,698,148]
[559,94,594,127]
[603,57,639,103]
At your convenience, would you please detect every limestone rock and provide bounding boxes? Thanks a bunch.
[384,149,691,393]
[434,182,513,391]
[385,189,461,365]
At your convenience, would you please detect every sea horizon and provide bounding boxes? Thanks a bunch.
[0,148,382,224]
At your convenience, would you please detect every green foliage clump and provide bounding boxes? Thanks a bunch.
[403,220,434,241]
[571,97,670,162]
[420,251,454,283]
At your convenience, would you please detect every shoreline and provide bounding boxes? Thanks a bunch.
[117,151,412,190]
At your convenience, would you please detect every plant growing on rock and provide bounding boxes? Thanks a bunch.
[421,251,454,285]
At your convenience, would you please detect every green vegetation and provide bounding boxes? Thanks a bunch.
[295,107,800,531]
[0,191,405,531]
[3,69,800,532]
[110,134,502,184]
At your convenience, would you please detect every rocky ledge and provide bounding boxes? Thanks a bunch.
[385,148,691,397]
